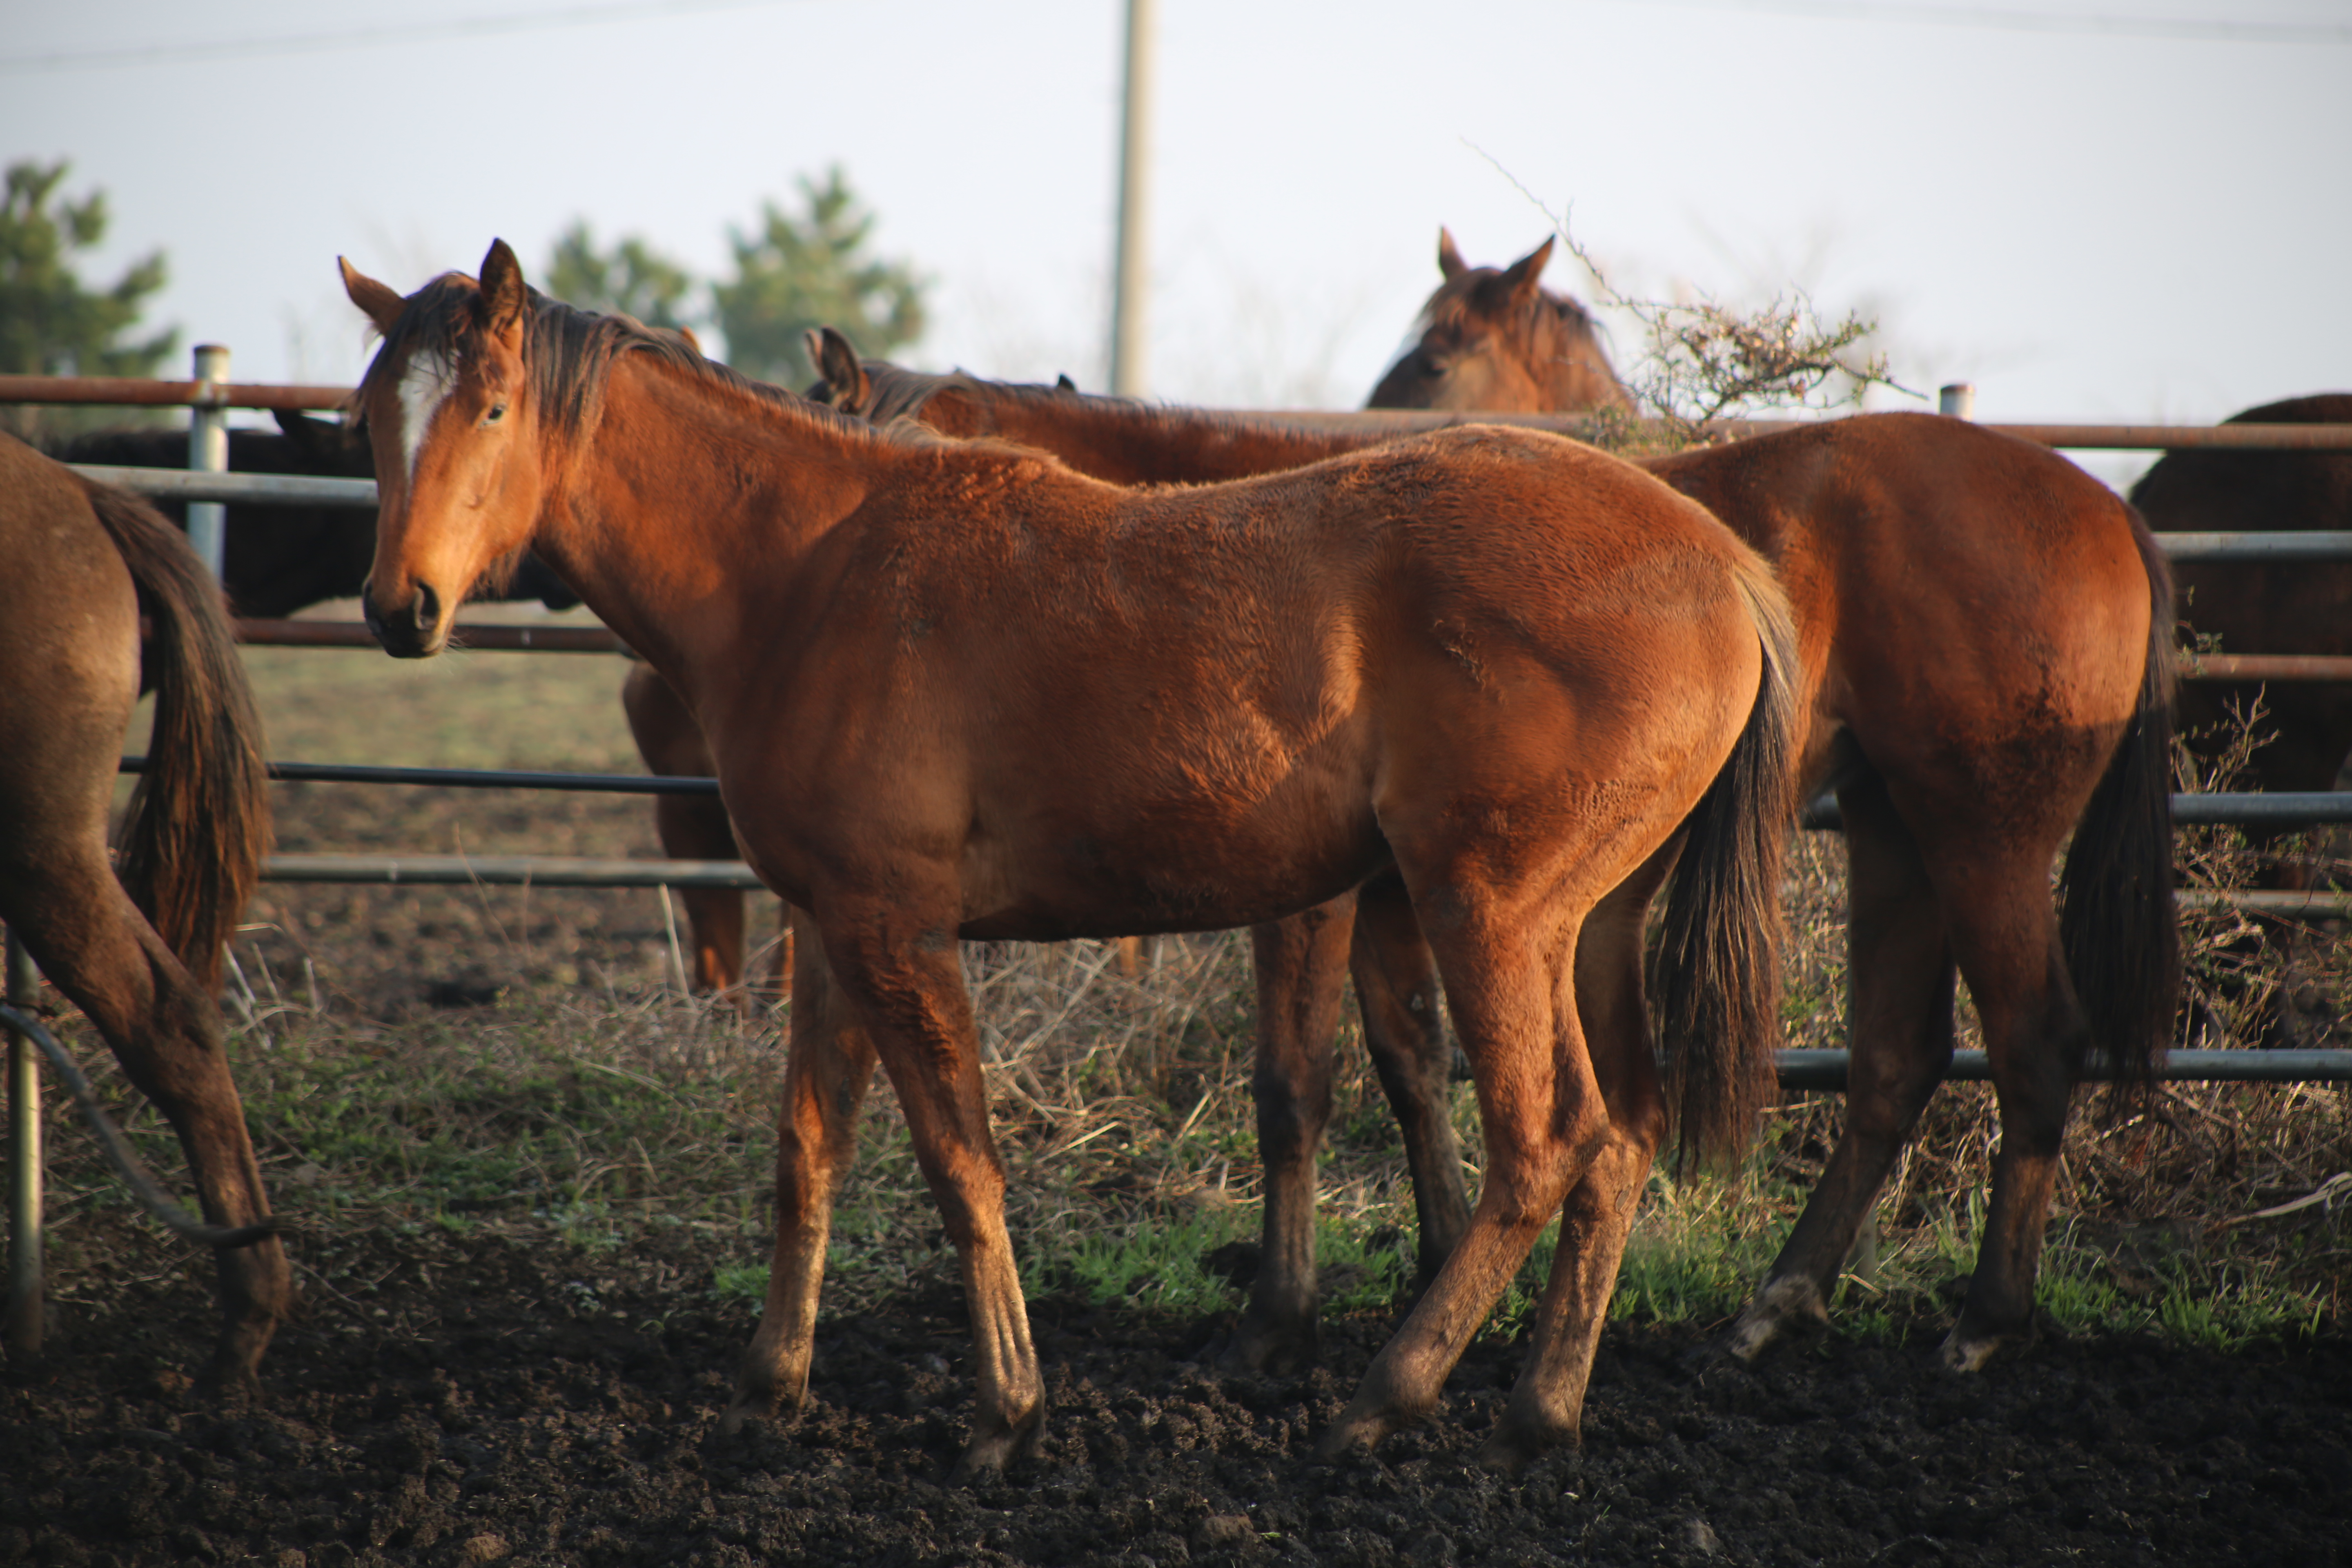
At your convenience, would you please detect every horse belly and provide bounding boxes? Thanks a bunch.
[956,777,1387,942]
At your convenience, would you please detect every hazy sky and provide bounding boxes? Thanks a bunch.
[7,0,2347,473]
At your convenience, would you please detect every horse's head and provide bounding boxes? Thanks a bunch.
[1368,229,1630,415]
[341,240,548,658]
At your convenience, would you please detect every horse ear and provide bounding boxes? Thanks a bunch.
[676,324,703,354]
[477,238,529,343]
[1437,227,1467,282]
[1056,373,1079,392]
[808,326,869,412]
[339,256,405,335]
[274,407,337,457]
[1499,237,1556,303]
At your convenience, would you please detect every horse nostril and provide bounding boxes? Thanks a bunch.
[412,581,442,634]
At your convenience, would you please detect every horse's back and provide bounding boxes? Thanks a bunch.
[1649,413,2155,793]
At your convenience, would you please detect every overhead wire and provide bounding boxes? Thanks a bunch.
[2,0,2344,76]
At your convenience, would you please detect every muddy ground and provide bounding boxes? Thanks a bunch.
[5,1212,2349,1568]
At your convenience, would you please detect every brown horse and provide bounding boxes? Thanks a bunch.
[1368,229,1632,414]
[1370,236,2180,1372]
[784,334,2182,1375]
[0,433,288,1389]
[343,241,1799,1476]
[628,247,1635,1002]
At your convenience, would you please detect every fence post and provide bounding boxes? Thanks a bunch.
[187,344,230,578]
[1938,381,1977,421]
[4,929,40,1361]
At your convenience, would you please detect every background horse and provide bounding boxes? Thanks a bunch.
[343,242,1797,1477]
[0,433,289,1390]
[55,412,579,619]
[2133,393,2352,1041]
[1367,228,1631,414]
[1371,234,2179,1372]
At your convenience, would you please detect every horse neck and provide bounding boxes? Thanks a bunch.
[928,385,1368,485]
[535,359,871,690]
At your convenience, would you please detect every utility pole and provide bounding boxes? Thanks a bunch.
[1109,0,1155,398]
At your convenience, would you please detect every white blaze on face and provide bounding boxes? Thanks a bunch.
[396,350,455,483]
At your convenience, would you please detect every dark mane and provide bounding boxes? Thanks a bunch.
[356,274,882,448]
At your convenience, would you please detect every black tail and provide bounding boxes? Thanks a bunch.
[2057,505,2180,1109]
[84,479,272,991]
[1653,562,1802,1172]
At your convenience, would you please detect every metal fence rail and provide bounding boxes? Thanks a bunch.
[1777,1049,2352,1088]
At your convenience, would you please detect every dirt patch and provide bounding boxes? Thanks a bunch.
[5,1221,2347,1568]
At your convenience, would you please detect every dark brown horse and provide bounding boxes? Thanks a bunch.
[0,433,289,1389]
[343,242,1799,1476]
[2133,394,2352,814]
[2134,394,2352,1040]
[1370,237,2180,1373]
[1367,229,1631,414]
[54,413,579,619]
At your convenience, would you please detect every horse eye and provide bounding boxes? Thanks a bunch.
[484,403,507,424]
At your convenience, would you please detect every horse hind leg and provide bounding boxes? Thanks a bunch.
[1932,853,2089,1373]
[1319,898,1594,1462]
[1481,862,1670,1470]
[1728,770,1956,1362]
[0,851,290,1394]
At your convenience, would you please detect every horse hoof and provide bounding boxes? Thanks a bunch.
[1473,1420,1576,1476]
[1722,1275,1829,1362]
[1312,1398,1412,1466]
[1939,1320,2029,1374]
[1209,1319,1318,1380]
[717,1390,797,1437]
[948,1412,1043,1487]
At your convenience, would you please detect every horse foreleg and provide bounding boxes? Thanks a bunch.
[1728,774,1953,1361]
[820,898,1043,1482]
[1221,894,1354,1374]
[1,860,289,1395]
[622,662,760,1004]
[1319,906,1592,1462]
[1937,860,2086,1373]
[725,909,875,1431]
[1349,872,1472,1283]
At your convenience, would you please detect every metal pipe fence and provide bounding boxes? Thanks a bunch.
[27,371,2352,1092]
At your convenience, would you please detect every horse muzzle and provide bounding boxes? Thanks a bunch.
[363,577,447,659]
